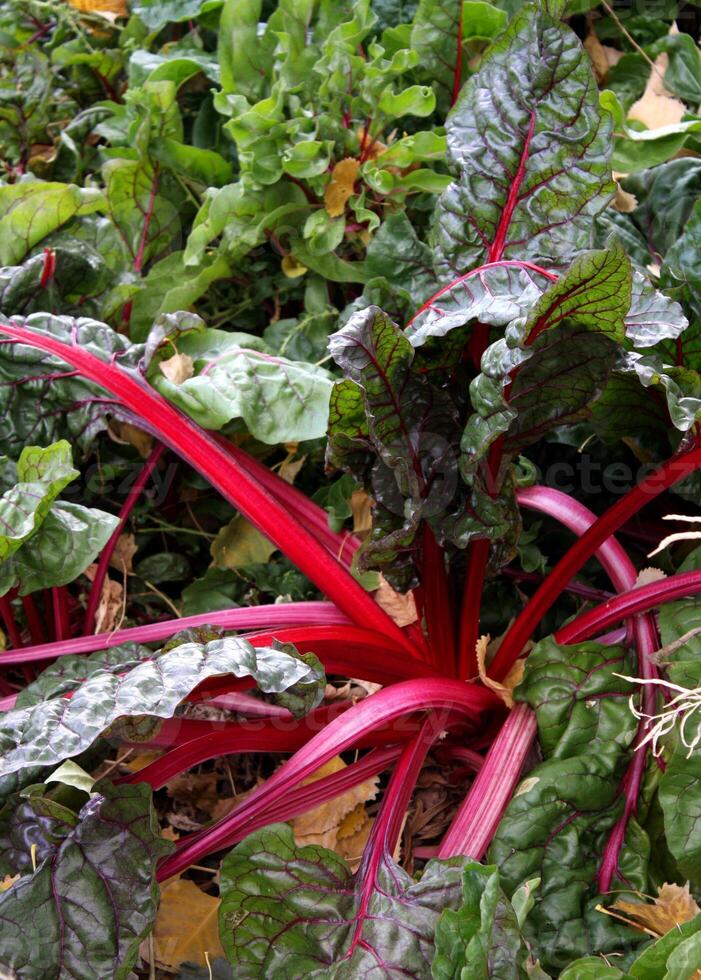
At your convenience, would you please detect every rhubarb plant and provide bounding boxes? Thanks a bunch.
[3,0,701,977]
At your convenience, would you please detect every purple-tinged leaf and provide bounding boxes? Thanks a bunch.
[0,782,172,980]
[432,3,613,276]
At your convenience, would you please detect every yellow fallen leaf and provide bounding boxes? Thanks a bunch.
[602,882,700,939]
[159,353,194,385]
[281,254,308,278]
[292,756,379,854]
[324,158,360,217]
[476,634,525,708]
[613,182,638,213]
[374,574,418,627]
[628,40,684,131]
[143,877,224,972]
[211,514,276,569]
[67,0,128,22]
[336,803,374,872]
[0,874,19,892]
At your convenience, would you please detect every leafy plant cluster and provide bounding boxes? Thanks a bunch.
[3,0,701,976]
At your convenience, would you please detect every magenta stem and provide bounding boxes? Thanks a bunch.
[439,704,537,859]
[84,443,165,632]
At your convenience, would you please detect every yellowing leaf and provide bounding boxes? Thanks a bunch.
[324,158,360,217]
[292,755,379,855]
[374,574,418,627]
[67,0,128,21]
[144,877,224,971]
[0,875,19,892]
[159,353,194,385]
[602,882,701,939]
[628,45,685,131]
[476,634,525,707]
[281,254,308,278]
[211,514,276,569]
[613,182,638,213]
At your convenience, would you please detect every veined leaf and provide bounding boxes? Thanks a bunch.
[149,320,334,443]
[433,2,613,276]
[0,441,78,560]
[490,638,647,971]
[0,782,172,980]
[0,637,325,777]
[0,312,143,459]
[219,822,472,977]
[431,862,532,979]
[0,180,104,266]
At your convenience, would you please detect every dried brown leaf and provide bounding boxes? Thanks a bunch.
[374,574,418,627]
[292,755,379,855]
[476,634,525,708]
[159,352,194,385]
[350,489,373,536]
[606,882,701,938]
[107,420,153,458]
[108,533,137,574]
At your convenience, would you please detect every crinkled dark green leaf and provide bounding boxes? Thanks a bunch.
[514,637,636,761]
[489,755,648,972]
[0,312,143,459]
[433,3,613,276]
[219,822,472,978]
[0,637,325,777]
[524,241,632,343]
[561,913,701,979]
[0,781,172,980]
[364,212,435,308]
[411,0,468,115]
[490,638,647,971]
[431,862,532,979]
[328,305,462,583]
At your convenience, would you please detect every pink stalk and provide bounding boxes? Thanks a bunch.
[84,443,165,632]
[439,703,537,859]
[51,587,71,641]
[341,719,440,961]
[21,595,45,644]
[156,678,500,878]
[451,2,464,106]
[556,570,701,646]
[492,444,701,679]
[0,693,17,710]
[214,435,360,568]
[0,602,352,667]
[0,322,414,654]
